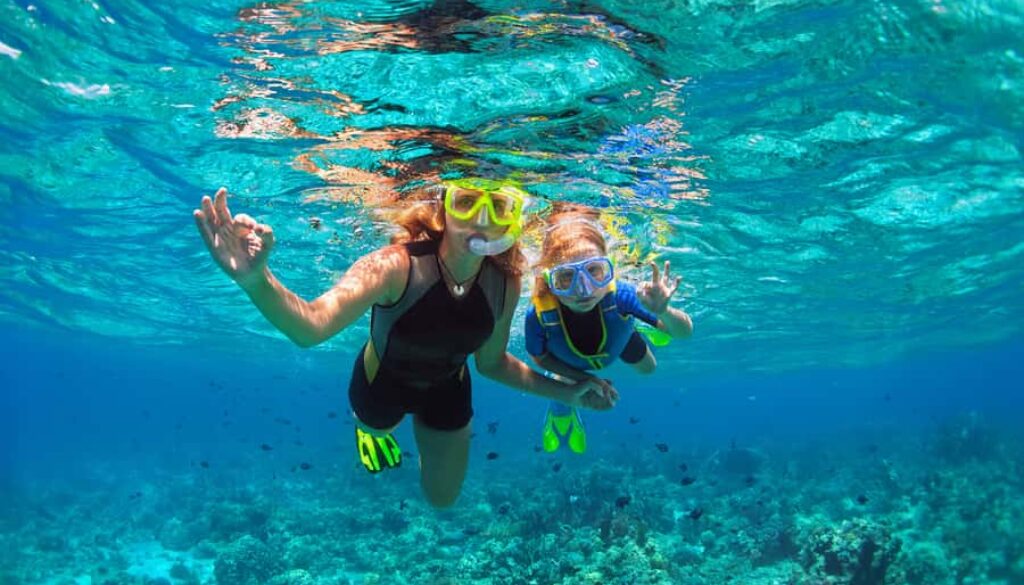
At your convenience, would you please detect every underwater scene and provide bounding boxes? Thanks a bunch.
[1,0,1023,584]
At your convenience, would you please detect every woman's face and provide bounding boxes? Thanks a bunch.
[551,242,612,313]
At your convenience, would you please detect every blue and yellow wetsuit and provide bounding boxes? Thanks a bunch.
[524,281,659,453]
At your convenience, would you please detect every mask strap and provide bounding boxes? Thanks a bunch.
[543,217,605,234]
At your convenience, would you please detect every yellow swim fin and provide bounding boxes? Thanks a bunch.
[355,427,402,473]
[542,405,587,454]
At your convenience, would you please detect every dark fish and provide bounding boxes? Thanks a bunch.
[402,451,413,458]
[678,463,688,472]
[462,525,482,536]
[129,491,142,500]
[856,494,869,505]
[552,463,562,472]
[327,411,338,419]
[260,443,273,451]
[680,476,697,486]
[688,507,704,521]
[655,443,669,453]
[377,102,408,114]
[223,410,229,417]
[497,503,511,515]
[883,392,892,402]
[199,461,209,469]
[309,217,322,230]
[744,475,756,487]
[533,446,542,453]
[293,440,304,447]
[299,462,312,471]
[615,495,631,509]
[470,432,478,439]
[628,416,640,424]
[274,417,292,426]
[486,451,499,461]
[399,499,407,511]
[487,421,499,435]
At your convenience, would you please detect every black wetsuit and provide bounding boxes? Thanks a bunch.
[348,239,506,431]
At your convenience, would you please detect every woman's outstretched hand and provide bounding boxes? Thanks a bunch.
[193,187,275,289]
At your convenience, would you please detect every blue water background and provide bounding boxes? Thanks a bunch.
[2,0,1024,582]
[4,325,1024,479]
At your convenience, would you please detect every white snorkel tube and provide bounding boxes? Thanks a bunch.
[467,224,522,256]
[468,234,516,256]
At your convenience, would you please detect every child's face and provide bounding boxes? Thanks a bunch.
[553,242,612,313]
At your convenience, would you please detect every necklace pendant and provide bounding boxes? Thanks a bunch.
[453,284,465,296]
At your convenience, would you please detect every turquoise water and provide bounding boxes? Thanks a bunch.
[2,0,1023,584]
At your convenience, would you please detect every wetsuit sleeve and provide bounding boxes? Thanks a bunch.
[524,307,547,357]
[615,282,659,326]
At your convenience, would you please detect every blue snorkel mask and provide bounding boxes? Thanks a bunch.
[544,256,615,298]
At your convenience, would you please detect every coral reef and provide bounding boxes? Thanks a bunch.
[214,535,282,585]
[2,420,1021,585]
[800,517,902,585]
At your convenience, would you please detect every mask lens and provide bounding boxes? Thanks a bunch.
[549,267,577,292]
[585,259,610,283]
[489,193,518,223]
[451,190,481,215]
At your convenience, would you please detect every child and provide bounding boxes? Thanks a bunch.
[524,210,693,453]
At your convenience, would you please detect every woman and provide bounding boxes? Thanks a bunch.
[193,180,617,507]
[525,210,693,454]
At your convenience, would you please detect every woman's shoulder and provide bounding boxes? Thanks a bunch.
[363,243,411,268]
[350,245,412,304]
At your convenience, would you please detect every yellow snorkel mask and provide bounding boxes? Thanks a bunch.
[442,178,530,256]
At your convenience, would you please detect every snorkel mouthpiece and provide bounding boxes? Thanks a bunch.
[468,233,516,256]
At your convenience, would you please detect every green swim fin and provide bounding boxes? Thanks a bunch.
[637,323,672,347]
[355,427,402,473]
[542,406,587,454]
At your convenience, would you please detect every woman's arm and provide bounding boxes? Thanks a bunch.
[241,247,406,347]
[531,353,591,382]
[475,275,617,409]
[195,188,406,348]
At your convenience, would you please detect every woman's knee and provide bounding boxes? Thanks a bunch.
[413,418,471,508]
